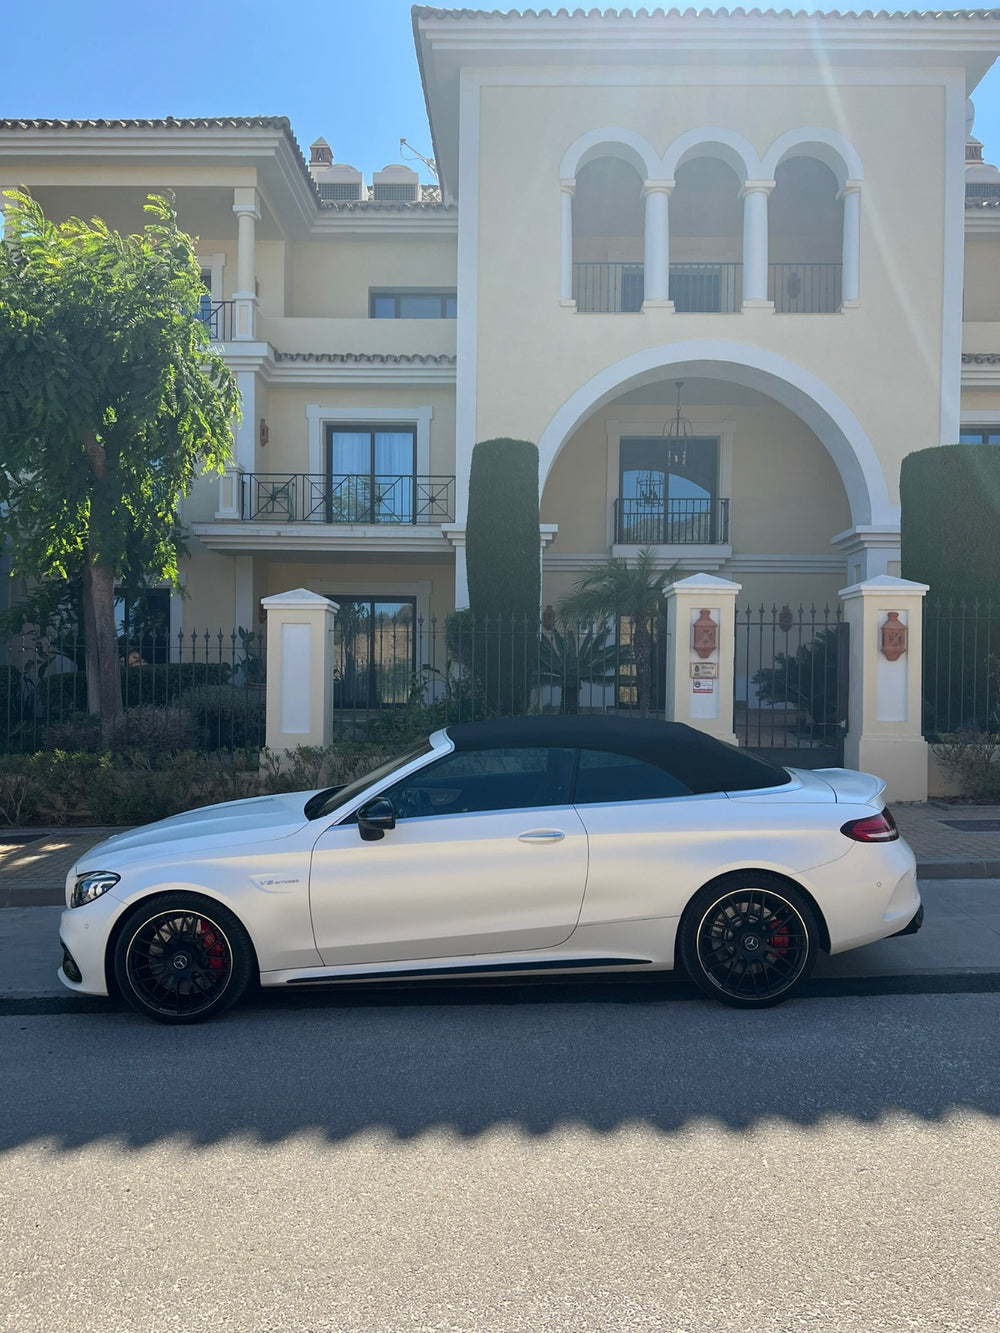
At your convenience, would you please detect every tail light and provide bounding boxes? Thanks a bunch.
[840,809,899,842]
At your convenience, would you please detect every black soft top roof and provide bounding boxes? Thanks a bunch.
[445,716,791,794]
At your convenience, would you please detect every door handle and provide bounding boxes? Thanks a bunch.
[518,829,566,843]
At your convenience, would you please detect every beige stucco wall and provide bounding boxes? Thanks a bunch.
[472,77,948,510]
[290,236,457,317]
[263,385,457,475]
[963,233,1000,323]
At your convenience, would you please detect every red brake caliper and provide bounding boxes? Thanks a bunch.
[197,920,227,970]
[768,915,791,954]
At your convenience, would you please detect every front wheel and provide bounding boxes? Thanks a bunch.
[113,894,255,1024]
[679,874,819,1009]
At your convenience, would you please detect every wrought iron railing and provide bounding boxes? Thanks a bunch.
[614,498,730,545]
[243,473,455,524]
[197,298,235,341]
[572,262,645,312]
[768,263,842,313]
[669,263,743,312]
[572,261,842,312]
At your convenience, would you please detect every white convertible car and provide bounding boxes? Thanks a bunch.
[58,716,922,1024]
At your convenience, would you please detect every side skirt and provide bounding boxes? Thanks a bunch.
[282,956,654,986]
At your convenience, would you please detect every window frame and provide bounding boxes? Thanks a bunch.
[369,289,458,319]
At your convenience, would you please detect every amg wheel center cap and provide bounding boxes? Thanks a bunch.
[172,953,190,970]
[743,935,761,952]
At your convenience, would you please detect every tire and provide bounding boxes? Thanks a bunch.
[113,893,255,1025]
[679,873,819,1009]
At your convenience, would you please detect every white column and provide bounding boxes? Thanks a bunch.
[642,181,674,309]
[442,524,469,608]
[232,187,260,340]
[840,575,928,801]
[740,180,775,308]
[664,573,742,745]
[839,181,862,306]
[559,179,576,306]
[262,589,337,753]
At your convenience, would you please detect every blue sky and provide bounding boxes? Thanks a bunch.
[4,1,1000,178]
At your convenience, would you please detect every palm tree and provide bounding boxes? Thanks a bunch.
[558,549,677,714]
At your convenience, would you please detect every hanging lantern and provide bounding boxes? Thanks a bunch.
[692,608,718,660]
[662,380,693,468]
[880,611,906,662]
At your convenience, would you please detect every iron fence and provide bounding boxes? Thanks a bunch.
[1,628,266,755]
[922,599,1000,736]
[735,603,848,764]
[669,263,743,313]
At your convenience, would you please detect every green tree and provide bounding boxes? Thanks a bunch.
[0,191,239,730]
[559,549,676,714]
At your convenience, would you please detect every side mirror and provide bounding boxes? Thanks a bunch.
[357,797,397,842]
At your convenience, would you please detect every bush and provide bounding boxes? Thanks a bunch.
[122,661,232,708]
[34,671,89,723]
[108,705,198,754]
[901,445,1000,601]
[180,684,265,751]
[932,731,1000,801]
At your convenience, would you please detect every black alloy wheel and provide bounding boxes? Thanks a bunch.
[113,894,254,1024]
[679,874,819,1008]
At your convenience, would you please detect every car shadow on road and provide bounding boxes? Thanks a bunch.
[3,977,1000,1152]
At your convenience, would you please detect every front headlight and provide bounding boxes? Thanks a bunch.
[71,872,120,909]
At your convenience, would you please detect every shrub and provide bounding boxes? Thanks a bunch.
[901,445,1000,601]
[34,671,89,723]
[107,705,198,754]
[180,684,265,750]
[466,437,540,714]
[121,661,232,708]
[932,731,1000,802]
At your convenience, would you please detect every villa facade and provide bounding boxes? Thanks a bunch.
[4,7,1000,725]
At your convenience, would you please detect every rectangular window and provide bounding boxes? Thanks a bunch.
[116,588,171,664]
[618,436,720,544]
[326,423,417,523]
[959,428,1000,445]
[370,290,457,319]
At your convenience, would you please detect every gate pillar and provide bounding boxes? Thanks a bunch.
[261,589,337,753]
[664,573,742,745]
[839,575,929,800]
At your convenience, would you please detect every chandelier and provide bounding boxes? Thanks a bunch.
[661,379,692,467]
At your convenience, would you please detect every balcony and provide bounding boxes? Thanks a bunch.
[614,498,730,546]
[572,263,842,313]
[241,473,455,525]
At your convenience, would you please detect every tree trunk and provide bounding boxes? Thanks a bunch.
[82,558,122,734]
[634,615,653,716]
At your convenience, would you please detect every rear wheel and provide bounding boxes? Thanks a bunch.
[113,894,254,1025]
[679,874,819,1008]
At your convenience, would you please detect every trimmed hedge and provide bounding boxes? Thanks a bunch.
[466,437,540,619]
[900,445,1000,600]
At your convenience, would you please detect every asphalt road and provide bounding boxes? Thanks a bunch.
[2,988,999,1333]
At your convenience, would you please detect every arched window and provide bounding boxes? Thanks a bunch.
[668,156,743,311]
[767,157,843,312]
[572,156,645,311]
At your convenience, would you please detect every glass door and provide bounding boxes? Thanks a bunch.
[330,598,416,708]
[327,425,416,523]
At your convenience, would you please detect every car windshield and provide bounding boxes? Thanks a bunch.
[304,740,434,820]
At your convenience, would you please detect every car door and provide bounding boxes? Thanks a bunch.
[571,747,732,926]
[308,745,588,966]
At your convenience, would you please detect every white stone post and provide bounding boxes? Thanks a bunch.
[839,575,929,801]
[262,589,337,753]
[215,466,245,520]
[839,181,862,306]
[232,187,260,340]
[642,181,674,308]
[559,179,576,306]
[740,181,775,308]
[664,573,742,745]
